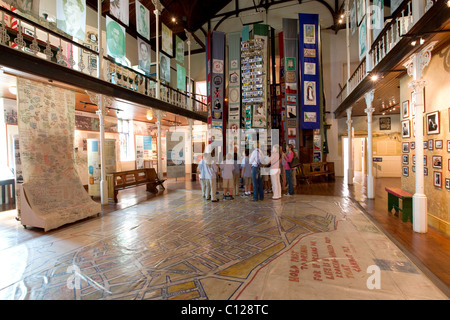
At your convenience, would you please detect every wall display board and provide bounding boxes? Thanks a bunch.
[166,131,185,178]
[299,14,321,130]
[241,38,266,129]
[87,139,116,197]
[135,135,152,169]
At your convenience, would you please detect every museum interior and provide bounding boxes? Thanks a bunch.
[0,0,449,301]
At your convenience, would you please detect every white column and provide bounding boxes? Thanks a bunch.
[364,89,375,199]
[403,41,436,233]
[152,0,164,99]
[346,107,354,185]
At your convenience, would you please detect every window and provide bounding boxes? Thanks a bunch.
[117,119,134,161]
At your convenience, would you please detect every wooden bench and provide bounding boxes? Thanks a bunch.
[297,162,335,184]
[385,187,413,222]
[110,168,165,203]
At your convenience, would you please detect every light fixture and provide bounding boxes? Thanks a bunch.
[371,74,379,81]
[411,40,417,46]
[172,17,176,23]
[338,18,343,24]
[420,38,425,45]
[447,0,450,7]
[146,109,153,121]
[8,86,17,95]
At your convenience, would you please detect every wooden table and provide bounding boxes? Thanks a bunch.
[385,187,413,222]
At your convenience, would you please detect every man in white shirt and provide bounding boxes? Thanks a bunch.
[198,153,210,200]
[249,141,264,201]
[206,151,219,202]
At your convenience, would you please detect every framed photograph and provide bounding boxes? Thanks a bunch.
[449,159,450,172]
[424,141,428,150]
[402,154,409,164]
[433,171,442,188]
[402,166,409,177]
[412,166,415,173]
[448,140,450,152]
[402,100,409,119]
[379,117,391,130]
[435,140,443,149]
[411,142,415,149]
[401,120,410,138]
[402,142,409,153]
[445,178,450,190]
[426,111,440,135]
[428,139,433,151]
[161,23,173,57]
[424,155,427,166]
[413,155,415,165]
[432,155,442,169]
[424,167,428,176]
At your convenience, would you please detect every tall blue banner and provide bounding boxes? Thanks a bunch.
[299,13,320,129]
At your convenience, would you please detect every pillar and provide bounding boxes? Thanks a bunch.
[152,0,164,99]
[364,89,375,199]
[155,109,165,181]
[403,41,437,233]
[346,107,354,185]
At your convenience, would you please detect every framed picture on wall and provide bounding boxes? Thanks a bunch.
[379,117,391,130]
[426,111,440,135]
[424,155,427,166]
[435,140,443,149]
[424,167,428,176]
[402,166,409,177]
[402,120,410,138]
[402,155,409,164]
[402,142,409,153]
[445,178,450,190]
[411,142,415,149]
[448,140,450,152]
[432,155,442,169]
[402,100,409,119]
[434,171,442,188]
[428,139,434,150]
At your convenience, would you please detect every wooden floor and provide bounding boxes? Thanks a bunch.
[2,173,449,295]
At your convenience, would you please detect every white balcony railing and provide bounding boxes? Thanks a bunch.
[0,7,207,115]
[337,0,438,106]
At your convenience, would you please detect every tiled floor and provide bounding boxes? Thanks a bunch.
[0,178,448,300]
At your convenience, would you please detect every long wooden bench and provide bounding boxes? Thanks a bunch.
[385,187,413,222]
[297,162,335,184]
[110,168,165,203]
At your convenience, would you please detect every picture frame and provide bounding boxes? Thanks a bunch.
[401,119,410,138]
[413,155,415,165]
[402,142,409,153]
[402,166,409,177]
[424,141,428,150]
[411,142,415,149]
[433,171,442,188]
[379,117,391,130]
[448,158,450,172]
[412,166,415,173]
[424,155,427,167]
[445,178,450,190]
[448,140,450,152]
[428,139,433,151]
[402,154,409,164]
[432,155,442,169]
[402,100,409,119]
[424,167,428,176]
[435,140,443,149]
[83,43,92,54]
[426,111,440,135]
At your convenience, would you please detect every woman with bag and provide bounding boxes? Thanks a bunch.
[283,143,296,196]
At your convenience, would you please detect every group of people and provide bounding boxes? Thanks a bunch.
[197,143,298,202]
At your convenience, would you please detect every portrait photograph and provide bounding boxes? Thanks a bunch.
[402,142,409,153]
[56,0,86,42]
[106,16,126,60]
[445,178,450,190]
[176,36,185,64]
[402,100,409,119]
[428,139,433,151]
[447,140,450,152]
[401,120,410,138]
[137,37,151,74]
[110,0,129,26]
[426,111,440,135]
[435,140,443,149]
[402,154,409,164]
[162,23,173,57]
[136,0,150,40]
[379,117,391,130]
[434,171,442,188]
[160,52,171,83]
[402,166,408,177]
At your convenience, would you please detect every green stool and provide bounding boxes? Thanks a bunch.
[385,187,413,222]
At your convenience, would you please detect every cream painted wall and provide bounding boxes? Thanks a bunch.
[400,44,450,235]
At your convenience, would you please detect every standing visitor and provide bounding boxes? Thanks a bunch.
[249,141,264,201]
[233,152,240,197]
[198,153,210,200]
[241,149,252,196]
[283,143,295,196]
[220,153,235,200]
[207,151,219,202]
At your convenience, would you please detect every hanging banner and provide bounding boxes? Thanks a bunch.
[206,31,225,156]
[227,32,241,130]
[177,64,186,91]
[283,18,299,146]
[299,13,320,130]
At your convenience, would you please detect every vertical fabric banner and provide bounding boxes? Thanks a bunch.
[283,18,299,147]
[227,32,241,131]
[299,13,320,130]
[253,24,270,130]
[206,31,225,157]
